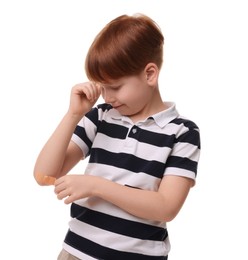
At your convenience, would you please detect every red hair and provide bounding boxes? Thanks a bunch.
[85,14,164,83]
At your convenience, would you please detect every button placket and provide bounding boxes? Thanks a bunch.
[123,125,140,152]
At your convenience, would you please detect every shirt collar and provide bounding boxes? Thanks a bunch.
[149,102,179,128]
[109,102,179,128]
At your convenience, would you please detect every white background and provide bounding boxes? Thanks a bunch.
[1,0,247,259]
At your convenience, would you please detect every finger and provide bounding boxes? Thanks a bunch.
[54,181,67,195]
[54,176,65,186]
[64,195,74,204]
[94,83,102,99]
[72,83,92,101]
[87,82,101,102]
[57,189,70,200]
[92,82,102,100]
[82,83,96,102]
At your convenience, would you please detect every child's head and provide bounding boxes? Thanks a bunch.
[85,14,164,83]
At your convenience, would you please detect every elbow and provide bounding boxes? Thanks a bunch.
[159,209,180,223]
[163,213,177,223]
[33,172,45,186]
[33,172,56,186]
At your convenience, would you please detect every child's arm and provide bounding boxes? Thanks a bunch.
[54,174,193,222]
[93,175,193,222]
[33,82,101,185]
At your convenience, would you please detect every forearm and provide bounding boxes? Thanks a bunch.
[93,178,174,222]
[34,112,80,181]
[55,174,191,221]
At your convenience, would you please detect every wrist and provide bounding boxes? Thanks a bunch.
[91,176,109,197]
[64,111,83,125]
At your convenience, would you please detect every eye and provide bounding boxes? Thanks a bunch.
[111,85,121,90]
[102,83,122,91]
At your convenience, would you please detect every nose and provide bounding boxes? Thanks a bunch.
[102,88,115,104]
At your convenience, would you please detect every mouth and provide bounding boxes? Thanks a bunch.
[112,104,123,109]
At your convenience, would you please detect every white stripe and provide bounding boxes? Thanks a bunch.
[164,167,196,180]
[71,135,89,155]
[93,132,171,162]
[78,116,97,141]
[69,219,170,256]
[171,142,200,162]
[85,163,161,191]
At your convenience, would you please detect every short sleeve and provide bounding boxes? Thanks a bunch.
[164,126,201,181]
[71,107,99,157]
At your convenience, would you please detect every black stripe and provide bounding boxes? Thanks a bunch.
[89,148,165,178]
[85,107,99,126]
[65,230,168,260]
[128,126,176,148]
[176,128,200,147]
[97,103,113,112]
[171,117,199,129]
[98,120,129,139]
[166,155,198,174]
[74,125,92,149]
[71,203,168,241]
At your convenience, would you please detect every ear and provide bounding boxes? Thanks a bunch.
[144,63,159,87]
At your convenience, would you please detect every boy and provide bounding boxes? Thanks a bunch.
[34,14,201,260]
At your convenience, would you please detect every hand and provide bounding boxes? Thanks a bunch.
[68,82,101,118]
[54,174,98,204]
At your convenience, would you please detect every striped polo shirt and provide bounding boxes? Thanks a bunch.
[63,102,201,260]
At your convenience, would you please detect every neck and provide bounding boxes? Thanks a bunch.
[130,89,167,123]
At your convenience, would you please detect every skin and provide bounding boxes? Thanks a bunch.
[33,63,193,222]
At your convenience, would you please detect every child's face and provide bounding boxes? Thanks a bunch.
[100,73,154,118]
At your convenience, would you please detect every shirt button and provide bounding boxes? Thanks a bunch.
[132,128,137,134]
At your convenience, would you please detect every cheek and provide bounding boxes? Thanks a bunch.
[126,92,147,110]
[120,90,137,104]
